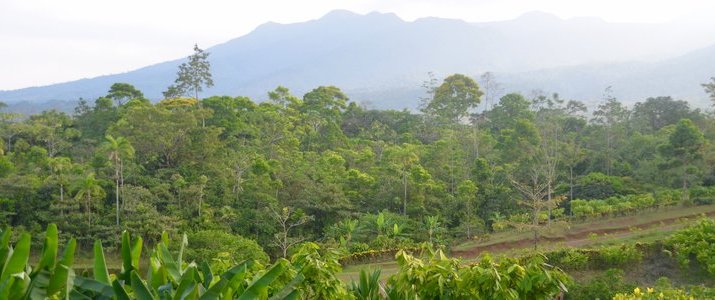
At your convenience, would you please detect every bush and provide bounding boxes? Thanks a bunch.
[568,269,634,300]
[349,242,370,253]
[571,172,627,200]
[690,186,715,205]
[553,248,589,270]
[185,230,268,265]
[596,244,643,268]
[666,218,715,275]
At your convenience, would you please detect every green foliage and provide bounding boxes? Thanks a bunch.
[612,284,715,300]
[3,78,715,292]
[349,269,383,300]
[551,248,589,270]
[595,244,643,268]
[571,172,629,200]
[666,218,715,275]
[387,248,571,299]
[570,191,680,218]
[568,268,634,300]
[423,73,483,123]
[164,44,213,99]
[0,224,77,299]
[186,230,269,266]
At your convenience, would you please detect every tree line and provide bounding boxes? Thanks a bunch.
[1,46,715,258]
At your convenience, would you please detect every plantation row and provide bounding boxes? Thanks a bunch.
[2,218,715,299]
[568,187,715,219]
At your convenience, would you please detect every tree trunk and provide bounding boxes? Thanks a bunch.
[546,180,552,226]
[59,184,64,218]
[533,206,539,250]
[86,193,91,226]
[569,167,574,201]
[403,168,408,215]
[682,169,689,203]
[116,176,120,226]
[120,159,125,209]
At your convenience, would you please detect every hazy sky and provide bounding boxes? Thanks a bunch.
[1,0,714,90]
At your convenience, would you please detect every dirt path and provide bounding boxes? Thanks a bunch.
[451,210,715,259]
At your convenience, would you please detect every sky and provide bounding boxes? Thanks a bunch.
[1,0,714,90]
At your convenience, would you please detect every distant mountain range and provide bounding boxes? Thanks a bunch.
[2,10,715,113]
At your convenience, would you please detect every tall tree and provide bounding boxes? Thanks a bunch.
[480,72,502,111]
[456,179,478,239]
[270,206,312,258]
[74,173,104,226]
[48,157,72,216]
[386,144,419,215]
[107,83,145,106]
[631,96,696,133]
[659,119,705,202]
[102,135,134,226]
[164,44,214,100]
[423,74,483,124]
[592,88,629,175]
[703,77,715,106]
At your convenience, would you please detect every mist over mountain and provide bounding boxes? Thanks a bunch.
[2,10,714,112]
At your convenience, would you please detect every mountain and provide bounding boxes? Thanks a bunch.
[501,43,715,107]
[2,10,715,112]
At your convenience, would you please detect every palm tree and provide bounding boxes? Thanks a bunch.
[74,173,104,226]
[103,135,134,226]
[48,157,71,216]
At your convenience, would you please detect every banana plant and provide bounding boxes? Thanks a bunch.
[0,224,77,300]
[75,230,302,299]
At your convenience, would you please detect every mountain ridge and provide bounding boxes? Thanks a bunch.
[1,10,714,111]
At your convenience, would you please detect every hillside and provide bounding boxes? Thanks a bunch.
[502,43,715,106]
[1,10,715,111]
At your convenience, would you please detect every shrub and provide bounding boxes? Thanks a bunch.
[569,269,634,300]
[666,218,715,275]
[185,229,269,265]
[349,242,370,253]
[571,172,626,200]
[554,248,589,270]
[596,244,643,268]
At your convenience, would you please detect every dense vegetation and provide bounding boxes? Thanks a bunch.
[0,225,570,299]
[1,47,715,297]
[2,72,714,255]
[2,218,715,299]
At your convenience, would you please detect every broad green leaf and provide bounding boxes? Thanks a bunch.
[111,280,131,300]
[93,240,110,284]
[199,261,251,300]
[173,266,199,300]
[131,236,143,272]
[1,233,30,283]
[121,231,133,279]
[73,277,115,298]
[0,276,16,299]
[33,224,58,277]
[131,270,157,300]
[178,234,187,268]
[47,238,76,299]
[149,255,168,290]
[0,228,12,273]
[268,273,304,300]
[237,259,287,300]
[198,262,213,289]
[159,243,181,284]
